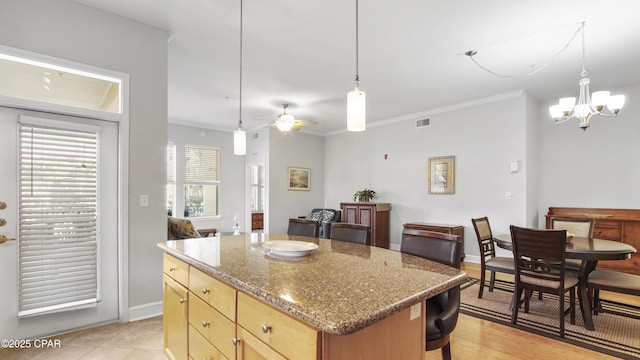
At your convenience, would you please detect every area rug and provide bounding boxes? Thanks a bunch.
[460,279,640,360]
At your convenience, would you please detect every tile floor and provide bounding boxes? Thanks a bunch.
[0,316,165,360]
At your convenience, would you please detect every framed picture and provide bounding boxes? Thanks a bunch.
[428,156,455,194]
[288,167,310,191]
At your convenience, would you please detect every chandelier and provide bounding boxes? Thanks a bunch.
[549,22,625,130]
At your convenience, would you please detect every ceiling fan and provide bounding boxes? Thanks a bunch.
[271,104,317,133]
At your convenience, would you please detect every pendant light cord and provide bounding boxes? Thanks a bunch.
[580,21,587,77]
[354,0,359,82]
[238,0,244,129]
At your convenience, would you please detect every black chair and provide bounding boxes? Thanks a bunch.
[588,269,640,321]
[401,229,460,360]
[287,218,320,237]
[472,217,514,299]
[330,222,369,245]
[510,225,578,338]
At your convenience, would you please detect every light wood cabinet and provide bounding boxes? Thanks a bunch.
[236,327,286,360]
[188,294,236,360]
[189,266,237,321]
[163,274,188,360]
[237,292,319,360]
[340,202,391,248]
[546,207,640,275]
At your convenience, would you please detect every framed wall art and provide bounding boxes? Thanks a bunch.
[288,167,310,191]
[428,156,455,194]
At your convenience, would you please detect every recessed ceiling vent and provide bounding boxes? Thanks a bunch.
[416,118,431,128]
[251,133,259,140]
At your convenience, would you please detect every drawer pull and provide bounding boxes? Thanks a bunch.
[261,324,272,333]
[202,321,210,327]
[169,267,176,272]
[202,288,210,294]
[179,298,186,304]
[232,338,240,345]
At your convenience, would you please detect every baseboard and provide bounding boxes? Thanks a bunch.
[464,255,480,264]
[128,301,162,322]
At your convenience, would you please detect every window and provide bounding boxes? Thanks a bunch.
[249,164,265,212]
[18,120,100,317]
[167,143,221,218]
[166,143,176,216]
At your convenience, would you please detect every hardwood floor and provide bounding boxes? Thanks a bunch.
[424,262,637,360]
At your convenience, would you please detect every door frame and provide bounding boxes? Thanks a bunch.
[0,44,131,322]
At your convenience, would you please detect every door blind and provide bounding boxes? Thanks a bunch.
[18,121,100,317]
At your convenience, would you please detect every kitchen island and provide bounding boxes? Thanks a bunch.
[158,233,466,360]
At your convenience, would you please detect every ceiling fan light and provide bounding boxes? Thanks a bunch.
[234,128,246,155]
[347,87,366,132]
[276,120,294,132]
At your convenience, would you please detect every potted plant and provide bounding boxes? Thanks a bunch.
[353,188,377,202]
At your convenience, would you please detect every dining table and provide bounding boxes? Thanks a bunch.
[493,233,637,331]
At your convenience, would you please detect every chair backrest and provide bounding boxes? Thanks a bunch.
[330,223,370,245]
[401,229,460,268]
[287,218,320,237]
[510,225,568,283]
[472,217,496,262]
[550,217,594,238]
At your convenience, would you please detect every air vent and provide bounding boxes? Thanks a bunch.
[251,133,259,140]
[416,118,431,128]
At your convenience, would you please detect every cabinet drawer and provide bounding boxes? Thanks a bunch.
[189,266,237,321]
[593,227,621,241]
[164,253,189,286]
[237,292,319,360]
[189,294,236,360]
[188,325,228,360]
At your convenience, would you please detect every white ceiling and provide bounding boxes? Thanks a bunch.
[73,0,640,135]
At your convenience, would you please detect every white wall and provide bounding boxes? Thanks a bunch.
[537,82,640,225]
[268,127,325,234]
[0,0,168,313]
[168,124,245,233]
[324,93,530,255]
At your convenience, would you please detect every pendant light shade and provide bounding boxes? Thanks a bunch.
[347,80,366,131]
[233,128,246,155]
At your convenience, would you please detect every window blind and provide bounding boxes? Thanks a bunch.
[18,122,100,317]
[183,145,220,182]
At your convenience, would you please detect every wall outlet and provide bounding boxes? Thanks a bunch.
[505,192,513,200]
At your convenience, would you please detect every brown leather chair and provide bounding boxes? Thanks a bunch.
[510,225,578,338]
[330,222,369,245]
[401,229,460,360]
[472,217,514,299]
[287,218,320,237]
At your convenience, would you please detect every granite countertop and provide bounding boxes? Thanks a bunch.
[158,233,467,335]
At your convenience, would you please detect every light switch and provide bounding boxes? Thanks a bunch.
[139,194,149,207]
[510,160,519,173]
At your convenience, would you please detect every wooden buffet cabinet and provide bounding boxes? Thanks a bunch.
[545,207,640,275]
[340,202,391,248]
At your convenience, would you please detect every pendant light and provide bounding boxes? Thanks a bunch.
[347,0,366,132]
[233,0,247,155]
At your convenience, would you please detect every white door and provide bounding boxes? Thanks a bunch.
[0,107,119,339]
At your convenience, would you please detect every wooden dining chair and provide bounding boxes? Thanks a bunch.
[588,269,640,320]
[550,217,594,271]
[401,229,461,360]
[330,222,370,245]
[471,217,514,299]
[287,218,320,237]
[510,225,578,338]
